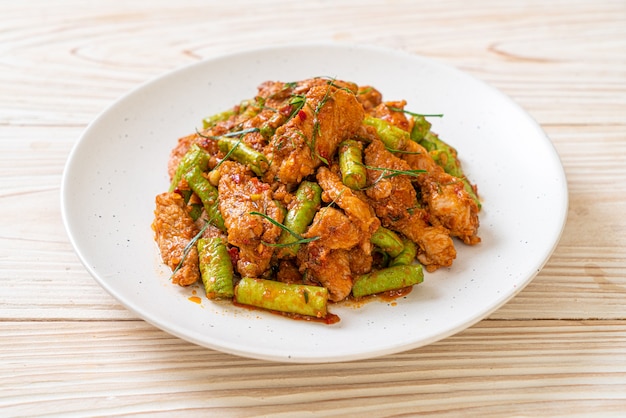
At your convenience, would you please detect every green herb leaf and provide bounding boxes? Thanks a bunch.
[212,136,243,172]
[285,94,306,123]
[261,237,320,248]
[388,106,443,118]
[361,163,426,179]
[196,126,260,141]
[384,146,422,155]
[221,127,260,138]
[249,211,320,246]
[170,221,211,279]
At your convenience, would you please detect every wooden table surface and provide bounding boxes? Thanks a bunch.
[2,0,626,416]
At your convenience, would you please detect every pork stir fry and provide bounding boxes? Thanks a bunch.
[152,77,481,321]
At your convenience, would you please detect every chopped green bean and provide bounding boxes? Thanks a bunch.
[234,277,328,318]
[169,144,210,192]
[363,116,411,151]
[202,109,235,130]
[184,166,226,231]
[197,237,234,299]
[338,139,367,190]
[409,114,432,142]
[352,264,423,298]
[217,136,269,176]
[277,181,322,258]
[389,238,417,267]
[370,227,405,258]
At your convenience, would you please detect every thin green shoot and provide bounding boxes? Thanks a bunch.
[384,146,422,155]
[388,106,443,118]
[170,221,211,279]
[285,94,306,123]
[360,163,426,179]
[249,211,320,247]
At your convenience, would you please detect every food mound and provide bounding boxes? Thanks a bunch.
[152,77,481,322]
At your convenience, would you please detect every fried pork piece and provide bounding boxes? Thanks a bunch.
[347,245,374,275]
[298,206,375,301]
[363,139,456,271]
[356,85,383,111]
[299,207,362,302]
[217,161,284,278]
[399,140,481,245]
[256,80,293,103]
[316,166,380,251]
[264,82,365,186]
[363,139,417,223]
[393,214,457,271]
[275,259,302,284]
[304,207,361,250]
[301,247,353,302]
[420,175,481,245]
[152,192,200,286]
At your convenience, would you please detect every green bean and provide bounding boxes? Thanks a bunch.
[238,98,263,121]
[373,248,391,268]
[370,226,405,258]
[352,264,423,298]
[409,114,432,142]
[197,237,234,299]
[277,181,322,258]
[217,136,269,176]
[259,112,287,139]
[338,139,367,190]
[363,116,411,151]
[202,109,235,130]
[234,277,328,318]
[389,238,417,267]
[169,144,210,192]
[184,166,226,231]
[202,99,259,129]
[187,203,203,221]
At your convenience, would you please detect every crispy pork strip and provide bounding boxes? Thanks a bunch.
[152,192,200,286]
[217,161,284,278]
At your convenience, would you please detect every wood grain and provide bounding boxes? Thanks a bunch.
[2,320,626,416]
[1,0,625,415]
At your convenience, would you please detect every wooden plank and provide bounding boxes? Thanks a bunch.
[1,320,625,416]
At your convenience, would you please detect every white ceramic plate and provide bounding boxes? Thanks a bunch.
[62,43,568,363]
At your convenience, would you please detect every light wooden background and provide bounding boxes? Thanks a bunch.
[2,0,626,416]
